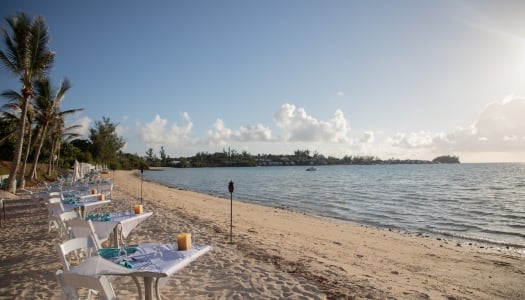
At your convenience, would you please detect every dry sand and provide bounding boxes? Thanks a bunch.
[0,169,524,299]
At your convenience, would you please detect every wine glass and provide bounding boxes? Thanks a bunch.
[118,243,127,258]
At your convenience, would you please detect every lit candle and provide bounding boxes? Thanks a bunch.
[177,233,192,250]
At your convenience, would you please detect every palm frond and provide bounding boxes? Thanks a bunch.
[1,89,23,103]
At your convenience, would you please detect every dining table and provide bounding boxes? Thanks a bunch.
[70,243,212,300]
[88,211,154,247]
[62,196,111,219]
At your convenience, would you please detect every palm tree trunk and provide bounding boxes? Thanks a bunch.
[47,138,55,176]
[55,140,62,169]
[5,95,29,193]
[30,126,47,180]
[18,126,33,189]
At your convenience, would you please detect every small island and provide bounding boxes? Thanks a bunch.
[432,155,460,164]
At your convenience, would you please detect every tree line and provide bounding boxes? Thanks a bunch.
[143,148,460,168]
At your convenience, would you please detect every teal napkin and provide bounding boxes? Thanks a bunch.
[119,260,134,269]
[87,213,112,222]
[97,247,138,259]
[63,199,77,205]
[87,213,99,221]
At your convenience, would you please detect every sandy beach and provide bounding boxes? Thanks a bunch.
[0,169,524,299]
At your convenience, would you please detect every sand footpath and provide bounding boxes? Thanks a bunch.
[0,169,523,299]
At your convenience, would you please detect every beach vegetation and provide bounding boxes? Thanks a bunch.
[89,117,125,168]
[142,146,172,168]
[145,147,157,165]
[0,116,16,160]
[1,88,36,189]
[29,77,83,180]
[178,148,257,168]
[70,139,94,163]
[58,142,82,169]
[45,104,83,177]
[0,12,55,192]
[159,146,169,166]
[115,151,147,170]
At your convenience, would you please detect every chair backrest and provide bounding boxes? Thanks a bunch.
[56,236,98,271]
[47,201,65,217]
[67,219,104,250]
[55,269,116,300]
[60,210,79,221]
[59,211,80,237]
[48,191,63,200]
[48,197,63,204]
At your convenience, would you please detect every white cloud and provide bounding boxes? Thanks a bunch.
[138,113,193,149]
[206,119,232,145]
[274,103,351,143]
[359,131,375,144]
[205,103,352,148]
[67,116,91,138]
[387,131,448,148]
[474,96,525,144]
[207,119,272,145]
[337,91,344,97]
[238,124,272,141]
[386,96,525,153]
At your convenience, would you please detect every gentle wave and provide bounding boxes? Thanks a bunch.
[143,163,525,250]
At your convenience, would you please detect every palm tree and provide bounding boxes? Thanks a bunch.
[0,90,24,145]
[0,13,55,192]
[46,117,82,176]
[0,89,36,189]
[29,77,83,180]
[19,103,35,189]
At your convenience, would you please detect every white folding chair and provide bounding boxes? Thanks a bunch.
[56,236,142,299]
[67,219,110,250]
[56,236,98,272]
[59,211,80,239]
[55,269,116,300]
[48,201,65,234]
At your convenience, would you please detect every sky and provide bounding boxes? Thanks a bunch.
[1,0,525,163]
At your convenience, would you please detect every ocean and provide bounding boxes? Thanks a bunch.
[142,163,525,251]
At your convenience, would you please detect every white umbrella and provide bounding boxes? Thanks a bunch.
[73,160,80,182]
[79,162,86,180]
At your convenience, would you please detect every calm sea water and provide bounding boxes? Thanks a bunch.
[143,163,525,250]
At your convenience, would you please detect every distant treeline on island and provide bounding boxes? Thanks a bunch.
[152,149,460,168]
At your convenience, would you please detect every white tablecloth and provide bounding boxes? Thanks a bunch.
[70,243,212,300]
[63,199,111,218]
[71,243,211,277]
[92,211,153,239]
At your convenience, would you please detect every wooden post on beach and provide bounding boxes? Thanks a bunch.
[228,181,234,243]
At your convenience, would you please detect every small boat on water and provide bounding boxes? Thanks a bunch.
[306,166,317,171]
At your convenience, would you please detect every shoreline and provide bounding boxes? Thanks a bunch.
[124,170,524,299]
[141,168,525,255]
[0,170,523,299]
